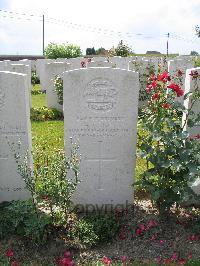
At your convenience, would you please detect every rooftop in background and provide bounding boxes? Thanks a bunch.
[146,51,161,54]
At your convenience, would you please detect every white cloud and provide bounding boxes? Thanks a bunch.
[0,0,199,55]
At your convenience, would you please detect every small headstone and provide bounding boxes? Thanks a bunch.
[129,59,157,108]
[0,71,32,202]
[63,67,139,211]
[88,61,114,68]
[168,59,194,103]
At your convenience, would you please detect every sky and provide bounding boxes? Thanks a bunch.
[0,0,199,55]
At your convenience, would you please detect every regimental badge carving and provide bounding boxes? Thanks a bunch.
[0,87,5,111]
[83,78,118,112]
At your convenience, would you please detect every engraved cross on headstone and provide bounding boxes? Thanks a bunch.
[86,140,115,190]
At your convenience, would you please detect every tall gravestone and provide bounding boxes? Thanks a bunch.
[0,71,31,202]
[63,67,139,210]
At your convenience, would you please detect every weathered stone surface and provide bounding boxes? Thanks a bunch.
[63,67,139,209]
[0,71,32,202]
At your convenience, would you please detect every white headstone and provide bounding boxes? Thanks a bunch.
[0,71,32,202]
[63,67,139,210]
[8,64,31,92]
[183,67,200,136]
[45,62,71,111]
[110,56,129,70]
[88,61,114,68]
[36,59,53,92]
[66,57,85,70]
[182,68,200,196]
[129,60,156,108]
[168,59,194,103]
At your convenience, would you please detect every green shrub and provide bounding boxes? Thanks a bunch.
[54,75,63,105]
[195,57,200,67]
[136,70,200,216]
[44,42,82,59]
[71,214,120,245]
[115,40,132,57]
[31,70,40,85]
[86,47,96,55]
[0,200,51,242]
[30,107,63,121]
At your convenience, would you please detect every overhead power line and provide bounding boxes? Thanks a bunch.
[0,9,199,44]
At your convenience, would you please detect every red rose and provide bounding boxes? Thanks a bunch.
[11,261,19,266]
[6,249,14,258]
[151,93,159,101]
[189,234,198,241]
[178,258,187,265]
[151,233,158,241]
[63,251,71,258]
[42,195,49,201]
[189,70,198,78]
[135,228,143,236]
[163,258,172,265]
[152,80,157,88]
[177,69,183,76]
[158,71,170,82]
[102,256,112,265]
[161,103,171,109]
[167,83,184,97]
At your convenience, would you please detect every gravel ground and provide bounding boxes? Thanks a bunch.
[1,199,200,265]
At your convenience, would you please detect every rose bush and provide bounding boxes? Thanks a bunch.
[136,70,200,215]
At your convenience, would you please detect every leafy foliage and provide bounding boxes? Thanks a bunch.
[44,42,82,59]
[136,70,200,215]
[190,51,199,56]
[31,70,40,85]
[0,200,51,242]
[115,40,132,57]
[54,75,63,105]
[31,107,63,121]
[70,214,120,245]
[86,47,96,55]
[13,139,80,225]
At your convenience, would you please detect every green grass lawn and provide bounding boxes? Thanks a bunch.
[31,84,47,108]
[31,120,64,153]
[32,93,47,108]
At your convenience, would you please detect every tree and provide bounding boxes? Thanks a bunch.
[195,25,200,37]
[190,51,199,56]
[44,43,82,59]
[86,47,96,55]
[115,40,132,57]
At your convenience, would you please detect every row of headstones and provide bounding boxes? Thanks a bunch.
[0,63,199,207]
[0,56,195,112]
[38,56,195,111]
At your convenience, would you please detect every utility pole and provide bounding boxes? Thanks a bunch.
[167,33,169,57]
[42,14,45,55]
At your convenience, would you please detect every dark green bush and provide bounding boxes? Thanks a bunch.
[71,214,120,245]
[0,200,51,242]
[30,107,63,121]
